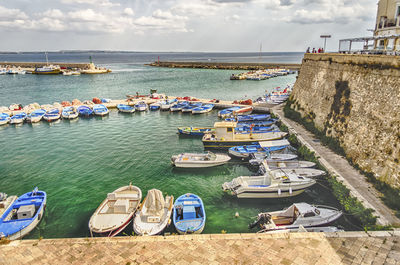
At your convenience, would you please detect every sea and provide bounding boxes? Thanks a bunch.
[0,52,360,239]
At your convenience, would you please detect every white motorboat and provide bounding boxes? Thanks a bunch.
[222,171,316,199]
[133,189,174,236]
[89,183,142,237]
[160,99,177,111]
[265,225,343,234]
[249,153,298,166]
[62,107,79,119]
[271,168,326,178]
[171,152,231,168]
[266,160,316,169]
[249,203,342,232]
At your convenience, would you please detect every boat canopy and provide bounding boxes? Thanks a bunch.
[259,139,290,148]
[293,203,319,215]
[145,189,165,217]
[214,121,237,128]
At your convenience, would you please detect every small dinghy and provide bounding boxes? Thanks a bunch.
[271,168,326,178]
[218,106,241,118]
[222,171,316,199]
[117,104,135,113]
[266,160,316,169]
[77,105,93,117]
[134,101,148,112]
[160,99,177,111]
[149,102,161,111]
[226,114,270,122]
[228,140,290,159]
[182,103,202,113]
[171,152,231,168]
[232,106,253,116]
[177,127,215,136]
[236,120,278,127]
[89,183,142,237]
[43,108,61,122]
[10,112,27,124]
[173,193,206,234]
[0,113,11,125]
[192,104,214,114]
[62,106,79,119]
[249,203,342,232]
[0,193,18,217]
[93,104,109,116]
[133,189,174,236]
[26,109,46,123]
[0,187,46,240]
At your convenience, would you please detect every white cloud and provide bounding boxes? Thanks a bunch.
[123,8,134,16]
[0,5,28,20]
[134,9,189,32]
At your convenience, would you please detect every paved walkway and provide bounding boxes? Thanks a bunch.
[272,105,400,226]
[0,231,399,265]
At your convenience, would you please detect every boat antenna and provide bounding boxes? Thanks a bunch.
[45,52,49,66]
[89,56,93,64]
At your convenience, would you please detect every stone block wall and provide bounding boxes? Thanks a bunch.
[289,53,400,187]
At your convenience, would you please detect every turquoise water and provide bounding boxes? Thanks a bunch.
[0,60,360,238]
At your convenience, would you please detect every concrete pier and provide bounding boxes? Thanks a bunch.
[147,61,301,70]
[0,231,399,264]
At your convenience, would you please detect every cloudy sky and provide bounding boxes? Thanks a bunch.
[0,0,377,52]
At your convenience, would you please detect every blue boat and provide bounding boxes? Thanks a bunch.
[93,104,109,116]
[235,125,277,133]
[77,105,93,117]
[217,106,241,118]
[117,104,135,113]
[26,109,46,123]
[149,102,161,111]
[10,112,27,124]
[173,193,206,234]
[0,113,11,125]
[134,101,148,112]
[62,107,79,119]
[236,119,279,127]
[225,114,271,122]
[182,103,202,113]
[192,104,214,114]
[43,108,61,122]
[0,187,46,240]
[228,139,290,159]
[170,101,189,112]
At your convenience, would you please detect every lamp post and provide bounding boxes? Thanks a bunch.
[320,35,331,52]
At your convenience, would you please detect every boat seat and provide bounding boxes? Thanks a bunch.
[115,193,139,200]
[114,199,129,214]
[100,204,110,214]
[271,216,294,225]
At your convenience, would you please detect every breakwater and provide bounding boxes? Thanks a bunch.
[287,53,400,187]
[0,62,91,69]
[147,61,301,70]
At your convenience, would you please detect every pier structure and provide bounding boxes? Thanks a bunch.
[0,231,399,264]
[147,61,301,70]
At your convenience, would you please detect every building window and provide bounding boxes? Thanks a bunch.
[227,128,233,132]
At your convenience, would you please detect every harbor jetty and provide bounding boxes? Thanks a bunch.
[0,231,399,264]
[147,61,301,70]
[0,62,111,74]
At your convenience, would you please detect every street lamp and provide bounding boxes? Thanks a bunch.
[320,35,331,52]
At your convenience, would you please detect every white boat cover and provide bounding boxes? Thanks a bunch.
[144,189,165,217]
[259,139,290,148]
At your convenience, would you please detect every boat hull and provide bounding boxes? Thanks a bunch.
[6,199,46,240]
[203,139,275,149]
[233,188,306,199]
[173,160,228,168]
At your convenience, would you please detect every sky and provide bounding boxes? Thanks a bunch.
[0,0,378,52]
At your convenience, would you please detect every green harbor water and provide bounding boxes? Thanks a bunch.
[0,63,360,238]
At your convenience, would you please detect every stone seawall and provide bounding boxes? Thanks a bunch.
[148,61,301,70]
[0,62,92,69]
[289,53,400,187]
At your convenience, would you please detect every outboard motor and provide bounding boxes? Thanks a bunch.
[248,213,271,229]
[0,192,7,202]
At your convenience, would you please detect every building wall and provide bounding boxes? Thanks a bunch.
[288,54,400,187]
